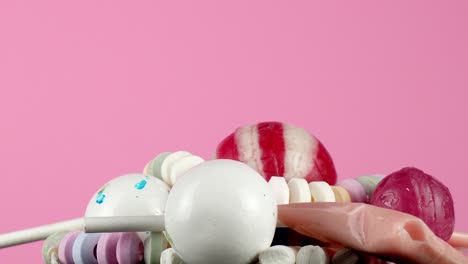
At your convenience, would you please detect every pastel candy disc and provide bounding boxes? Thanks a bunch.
[58,231,81,264]
[288,178,311,203]
[116,232,144,264]
[308,181,335,202]
[97,233,122,264]
[268,176,290,205]
[72,233,102,264]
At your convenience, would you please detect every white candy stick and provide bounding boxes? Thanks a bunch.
[0,215,165,249]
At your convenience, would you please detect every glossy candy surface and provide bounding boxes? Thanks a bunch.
[216,121,337,184]
[370,167,455,241]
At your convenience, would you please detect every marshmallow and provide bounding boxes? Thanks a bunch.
[144,232,170,264]
[308,181,335,202]
[161,151,191,185]
[331,186,351,202]
[168,155,204,186]
[58,231,81,264]
[143,152,171,180]
[268,176,290,205]
[160,248,185,264]
[116,232,144,264]
[296,245,329,264]
[97,233,121,264]
[258,245,297,264]
[42,232,68,264]
[336,179,367,203]
[72,233,101,264]
[288,178,311,203]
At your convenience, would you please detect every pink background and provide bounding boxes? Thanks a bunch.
[1,1,468,261]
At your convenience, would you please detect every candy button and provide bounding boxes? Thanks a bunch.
[72,233,101,264]
[331,186,351,202]
[268,177,290,205]
[336,179,367,203]
[96,233,122,264]
[168,155,204,186]
[58,231,81,264]
[143,152,171,180]
[288,178,311,203]
[116,232,144,264]
[258,245,297,264]
[161,151,191,185]
[160,248,185,264]
[42,232,68,264]
[308,181,335,202]
[355,174,385,200]
[296,245,329,264]
[144,232,169,264]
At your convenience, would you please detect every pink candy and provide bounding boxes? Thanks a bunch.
[370,167,455,241]
[216,121,337,184]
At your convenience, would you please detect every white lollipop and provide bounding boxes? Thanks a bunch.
[85,173,170,241]
[165,159,277,264]
[85,173,170,217]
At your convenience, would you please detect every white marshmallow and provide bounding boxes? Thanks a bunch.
[160,248,185,264]
[268,177,290,205]
[296,245,329,264]
[308,181,336,202]
[258,245,297,264]
[288,178,311,203]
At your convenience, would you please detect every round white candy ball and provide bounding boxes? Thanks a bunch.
[85,173,170,217]
[165,159,277,264]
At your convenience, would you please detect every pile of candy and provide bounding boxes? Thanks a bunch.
[0,121,466,264]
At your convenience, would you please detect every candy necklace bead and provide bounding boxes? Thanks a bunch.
[143,152,171,180]
[72,233,101,264]
[58,231,81,264]
[288,178,311,203]
[331,186,351,203]
[160,151,191,185]
[116,232,144,264]
[268,176,290,205]
[42,232,68,264]
[335,179,367,203]
[96,233,121,264]
[308,181,335,202]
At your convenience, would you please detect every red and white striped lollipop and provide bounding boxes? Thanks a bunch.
[216,121,337,184]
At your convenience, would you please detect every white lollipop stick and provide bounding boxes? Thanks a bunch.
[0,215,164,249]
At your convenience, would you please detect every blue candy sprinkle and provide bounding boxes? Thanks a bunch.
[96,193,106,204]
[135,180,147,190]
